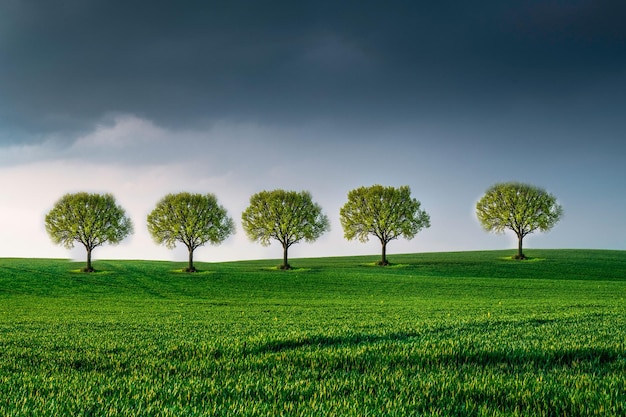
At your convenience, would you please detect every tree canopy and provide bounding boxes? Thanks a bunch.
[241,189,330,269]
[476,182,563,259]
[146,192,235,272]
[340,185,430,265]
[45,192,134,272]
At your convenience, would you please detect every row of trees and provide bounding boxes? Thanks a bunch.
[45,183,563,272]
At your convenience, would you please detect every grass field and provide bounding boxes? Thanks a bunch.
[1,249,625,416]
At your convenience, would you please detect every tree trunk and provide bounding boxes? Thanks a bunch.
[381,241,388,266]
[517,234,524,259]
[282,243,290,270]
[187,247,196,272]
[86,247,93,272]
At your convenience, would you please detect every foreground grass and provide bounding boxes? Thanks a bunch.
[0,249,625,416]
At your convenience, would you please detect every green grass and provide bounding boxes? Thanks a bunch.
[1,249,625,416]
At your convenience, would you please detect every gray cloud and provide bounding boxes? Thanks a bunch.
[1,0,625,262]
[2,0,625,146]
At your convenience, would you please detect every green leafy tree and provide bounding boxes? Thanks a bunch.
[147,192,235,272]
[241,190,330,270]
[340,185,430,265]
[45,192,134,272]
[476,182,563,259]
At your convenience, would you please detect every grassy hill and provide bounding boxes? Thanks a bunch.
[1,249,625,416]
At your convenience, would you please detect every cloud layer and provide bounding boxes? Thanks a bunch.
[2,1,625,142]
[1,1,625,261]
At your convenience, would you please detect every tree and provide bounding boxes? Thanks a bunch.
[475,182,563,259]
[241,190,330,270]
[45,192,134,272]
[147,192,235,272]
[340,185,430,265]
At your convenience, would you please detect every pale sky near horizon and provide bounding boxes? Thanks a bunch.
[1,1,625,263]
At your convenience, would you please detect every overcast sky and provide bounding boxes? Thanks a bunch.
[1,0,625,263]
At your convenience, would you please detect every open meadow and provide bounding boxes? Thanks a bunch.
[1,249,625,416]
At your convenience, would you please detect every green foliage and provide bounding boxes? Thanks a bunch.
[0,250,625,416]
[146,192,235,271]
[476,182,563,259]
[340,185,430,264]
[241,190,330,268]
[44,192,133,271]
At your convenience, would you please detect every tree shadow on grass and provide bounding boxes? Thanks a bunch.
[359,262,411,268]
[169,269,215,275]
[498,256,546,262]
[248,323,622,371]
[260,267,312,272]
[69,269,114,275]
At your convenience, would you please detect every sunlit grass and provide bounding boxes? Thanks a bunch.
[1,249,625,416]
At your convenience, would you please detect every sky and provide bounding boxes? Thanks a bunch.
[1,0,625,263]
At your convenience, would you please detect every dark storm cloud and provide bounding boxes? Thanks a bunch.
[1,0,625,143]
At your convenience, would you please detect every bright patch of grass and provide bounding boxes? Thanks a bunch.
[1,250,625,416]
